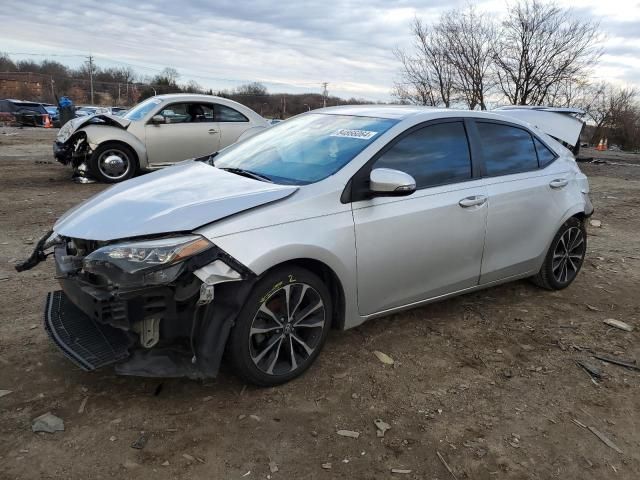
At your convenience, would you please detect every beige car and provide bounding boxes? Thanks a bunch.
[53,94,269,183]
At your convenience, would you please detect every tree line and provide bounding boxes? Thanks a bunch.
[0,55,366,118]
[393,0,639,149]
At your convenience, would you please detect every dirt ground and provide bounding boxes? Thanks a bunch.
[0,127,639,480]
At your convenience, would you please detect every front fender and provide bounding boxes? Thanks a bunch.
[81,125,148,168]
[203,212,361,329]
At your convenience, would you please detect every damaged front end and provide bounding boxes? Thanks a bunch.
[23,232,255,378]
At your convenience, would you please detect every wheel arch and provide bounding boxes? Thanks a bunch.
[259,258,347,331]
[82,125,147,168]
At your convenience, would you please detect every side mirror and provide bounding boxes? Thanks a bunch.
[151,114,166,124]
[369,168,416,196]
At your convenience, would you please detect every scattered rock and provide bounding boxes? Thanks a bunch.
[351,393,359,399]
[250,414,261,422]
[31,412,64,433]
[130,432,148,449]
[183,454,195,462]
[373,351,394,365]
[585,304,601,312]
[337,429,360,439]
[123,460,139,469]
[202,396,213,402]
[590,219,602,228]
[603,318,634,332]
[161,460,170,466]
[332,371,349,379]
[374,419,391,438]
[109,435,117,442]
[269,460,279,473]
[496,349,503,354]
[391,468,412,474]
[0,390,12,398]
[321,462,332,470]
[238,414,247,420]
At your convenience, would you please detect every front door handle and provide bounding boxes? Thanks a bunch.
[208,129,218,134]
[459,195,487,208]
[549,178,568,189]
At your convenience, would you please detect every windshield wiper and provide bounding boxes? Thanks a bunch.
[218,167,273,183]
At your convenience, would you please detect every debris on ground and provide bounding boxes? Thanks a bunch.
[31,412,64,433]
[588,426,623,454]
[78,396,88,414]
[593,354,640,371]
[321,463,332,470]
[585,304,601,311]
[130,432,148,449]
[590,219,602,228]
[373,351,395,365]
[576,359,602,381]
[337,429,360,439]
[603,318,634,332]
[391,468,412,474]
[436,450,458,480]
[0,389,12,398]
[269,460,279,473]
[109,436,116,442]
[161,460,170,466]
[183,454,195,462]
[374,419,391,437]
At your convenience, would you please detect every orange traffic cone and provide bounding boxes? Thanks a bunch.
[43,114,52,128]
[596,139,604,151]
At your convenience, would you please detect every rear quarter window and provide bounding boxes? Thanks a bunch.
[534,138,557,168]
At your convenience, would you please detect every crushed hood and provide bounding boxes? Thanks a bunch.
[493,106,585,147]
[57,114,131,143]
[54,161,298,241]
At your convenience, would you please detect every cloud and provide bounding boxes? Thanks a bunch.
[0,0,638,100]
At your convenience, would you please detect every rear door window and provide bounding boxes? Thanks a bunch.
[477,122,538,176]
[373,121,472,189]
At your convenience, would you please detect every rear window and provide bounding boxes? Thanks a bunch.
[477,122,538,176]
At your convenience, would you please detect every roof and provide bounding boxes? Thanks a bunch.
[317,105,443,119]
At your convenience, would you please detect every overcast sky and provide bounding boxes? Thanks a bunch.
[1,0,639,101]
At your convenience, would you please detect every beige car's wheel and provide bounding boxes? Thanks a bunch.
[88,142,138,183]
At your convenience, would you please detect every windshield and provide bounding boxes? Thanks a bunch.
[212,113,397,184]
[124,97,162,121]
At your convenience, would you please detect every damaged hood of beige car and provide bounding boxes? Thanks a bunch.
[56,114,131,143]
[53,160,298,241]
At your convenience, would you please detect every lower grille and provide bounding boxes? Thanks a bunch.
[44,290,131,370]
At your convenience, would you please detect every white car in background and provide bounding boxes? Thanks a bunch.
[54,94,268,183]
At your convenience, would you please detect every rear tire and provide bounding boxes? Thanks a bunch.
[532,217,586,290]
[88,142,138,183]
[227,266,332,387]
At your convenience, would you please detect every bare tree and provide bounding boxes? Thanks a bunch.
[392,18,453,107]
[586,84,637,144]
[494,0,602,106]
[439,6,496,110]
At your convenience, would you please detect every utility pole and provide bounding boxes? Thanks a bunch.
[87,55,95,104]
[321,82,328,108]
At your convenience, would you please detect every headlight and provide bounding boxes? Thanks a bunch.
[83,235,212,285]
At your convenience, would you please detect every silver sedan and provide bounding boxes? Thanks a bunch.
[23,106,593,386]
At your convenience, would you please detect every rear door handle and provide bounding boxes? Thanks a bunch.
[549,178,568,189]
[459,195,487,208]
[208,129,218,134]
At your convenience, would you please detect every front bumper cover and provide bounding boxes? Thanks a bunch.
[44,290,131,370]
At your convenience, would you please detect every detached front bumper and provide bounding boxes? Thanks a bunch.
[44,290,131,370]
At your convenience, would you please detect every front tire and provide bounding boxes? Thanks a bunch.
[88,142,138,183]
[532,217,586,290]
[227,266,332,387]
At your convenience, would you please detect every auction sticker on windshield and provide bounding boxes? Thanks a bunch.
[330,129,378,140]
